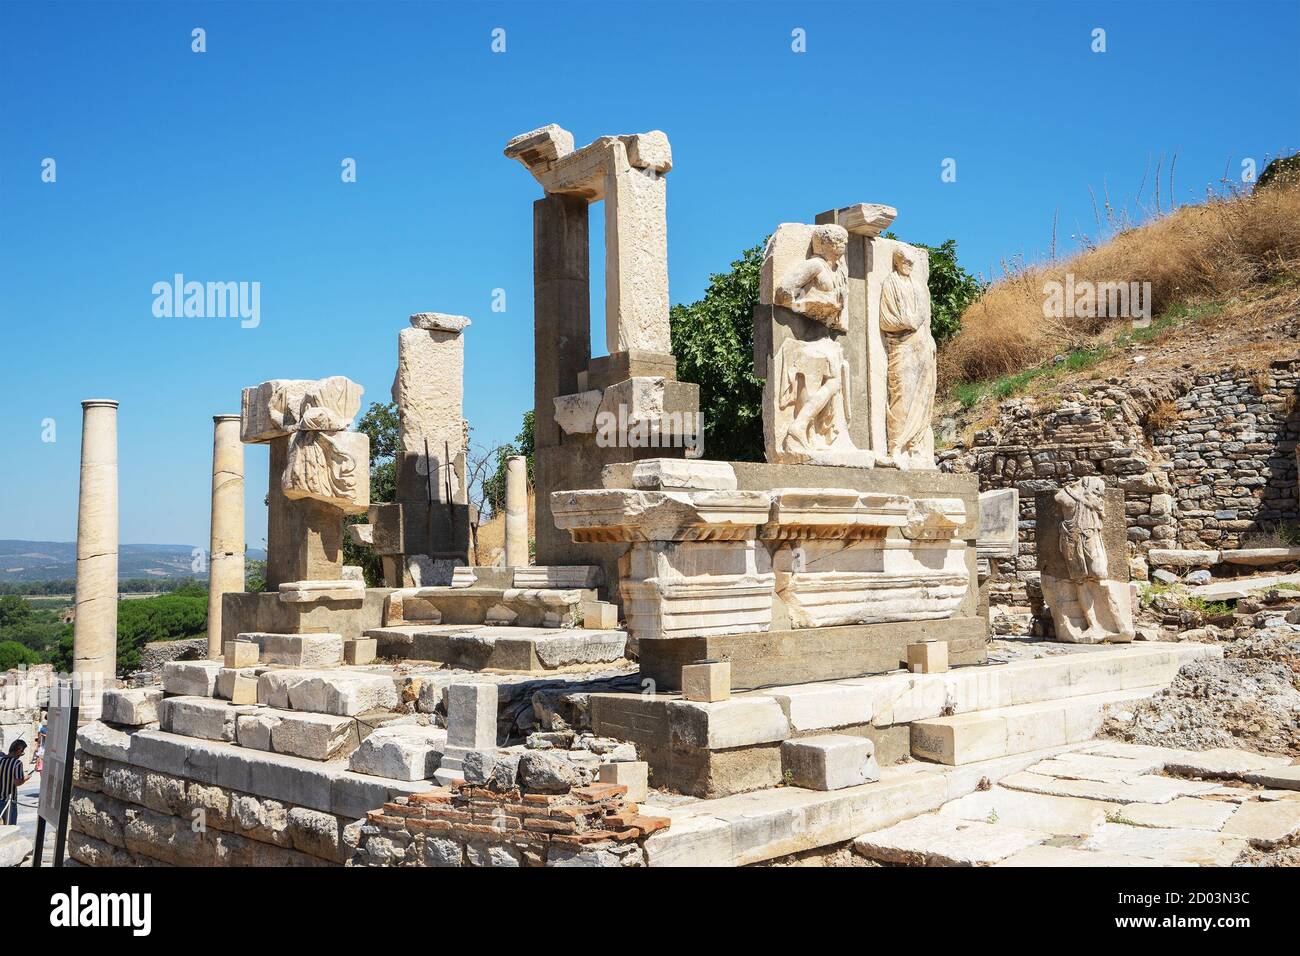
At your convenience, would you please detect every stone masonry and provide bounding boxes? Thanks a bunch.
[943,359,1300,604]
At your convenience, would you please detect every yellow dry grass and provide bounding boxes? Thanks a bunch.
[471,491,536,566]
[939,183,1300,391]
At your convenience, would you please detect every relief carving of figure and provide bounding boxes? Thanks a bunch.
[273,378,362,507]
[879,248,936,469]
[1051,477,1132,642]
[774,224,849,332]
[774,337,870,466]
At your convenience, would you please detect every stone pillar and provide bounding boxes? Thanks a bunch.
[603,143,670,354]
[207,415,244,658]
[505,455,529,567]
[73,399,119,720]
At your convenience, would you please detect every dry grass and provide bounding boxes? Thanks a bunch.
[939,181,1300,391]
[471,491,536,566]
[1146,399,1180,432]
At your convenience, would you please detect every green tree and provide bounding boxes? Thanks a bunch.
[0,640,39,670]
[482,411,535,518]
[0,595,32,628]
[670,243,767,462]
[113,593,209,673]
[345,401,401,584]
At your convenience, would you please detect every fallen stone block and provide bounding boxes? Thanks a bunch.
[161,660,223,697]
[681,661,730,703]
[1221,800,1300,849]
[581,600,619,630]
[781,734,878,791]
[269,711,361,761]
[907,640,949,674]
[666,697,790,750]
[101,688,162,727]
[159,696,256,742]
[224,640,260,668]
[348,724,447,781]
[599,760,649,802]
[241,632,344,668]
[344,638,378,666]
[257,669,399,717]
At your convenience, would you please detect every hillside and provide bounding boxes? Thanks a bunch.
[0,540,266,584]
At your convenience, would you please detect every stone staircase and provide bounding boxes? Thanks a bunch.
[363,564,629,670]
[109,635,448,781]
[589,641,1220,799]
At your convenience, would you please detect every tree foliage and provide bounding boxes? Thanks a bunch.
[345,401,401,584]
[482,410,535,518]
[48,592,209,675]
[0,640,40,671]
[669,243,767,462]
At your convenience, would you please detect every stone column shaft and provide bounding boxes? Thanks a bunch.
[207,415,245,658]
[73,399,119,719]
[505,456,529,567]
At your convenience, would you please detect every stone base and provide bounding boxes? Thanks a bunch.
[222,588,390,647]
[366,624,628,671]
[637,616,987,692]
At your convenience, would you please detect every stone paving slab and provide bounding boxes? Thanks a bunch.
[1220,799,1300,848]
[937,786,1112,836]
[1113,797,1238,832]
[999,771,1220,805]
[852,816,1047,866]
[1160,748,1292,779]
[1025,752,1165,784]
[994,845,1195,867]
[1082,823,1250,866]
[1242,765,1300,791]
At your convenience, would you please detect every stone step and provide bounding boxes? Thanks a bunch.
[909,687,1162,765]
[384,587,595,628]
[256,668,400,716]
[639,743,1086,866]
[366,623,626,671]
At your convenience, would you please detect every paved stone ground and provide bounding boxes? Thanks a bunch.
[848,741,1300,867]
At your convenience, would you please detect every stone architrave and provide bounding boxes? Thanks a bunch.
[207,415,245,658]
[505,455,529,567]
[392,313,470,575]
[506,126,672,355]
[73,400,119,719]
[1036,478,1134,643]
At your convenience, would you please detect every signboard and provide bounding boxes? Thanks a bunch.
[33,682,79,867]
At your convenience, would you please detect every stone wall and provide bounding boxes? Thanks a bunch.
[69,749,360,866]
[943,359,1300,604]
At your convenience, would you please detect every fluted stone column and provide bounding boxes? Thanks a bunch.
[505,455,529,567]
[73,400,119,720]
[207,415,245,658]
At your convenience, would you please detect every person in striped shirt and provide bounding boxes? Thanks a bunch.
[0,740,28,825]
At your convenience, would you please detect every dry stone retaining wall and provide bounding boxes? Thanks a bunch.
[943,359,1300,604]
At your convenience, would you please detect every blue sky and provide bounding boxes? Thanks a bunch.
[1,0,1296,552]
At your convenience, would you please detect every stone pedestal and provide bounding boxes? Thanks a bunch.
[266,436,345,588]
[207,415,245,657]
[505,455,529,567]
[73,399,119,720]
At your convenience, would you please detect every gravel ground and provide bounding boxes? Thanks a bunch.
[1101,626,1300,756]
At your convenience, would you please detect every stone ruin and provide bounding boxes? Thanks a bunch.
[57,122,1221,872]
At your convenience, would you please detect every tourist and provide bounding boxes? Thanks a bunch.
[0,740,29,826]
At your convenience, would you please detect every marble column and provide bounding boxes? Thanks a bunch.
[73,400,119,719]
[505,455,529,567]
[207,414,245,658]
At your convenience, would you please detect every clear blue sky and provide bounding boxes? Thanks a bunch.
[2,0,1296,553]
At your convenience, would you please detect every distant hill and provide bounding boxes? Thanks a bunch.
[0,540,267,584]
